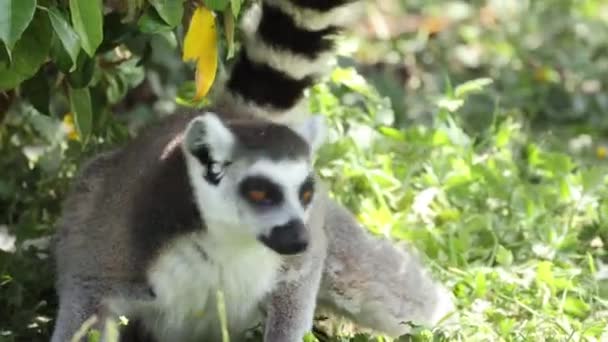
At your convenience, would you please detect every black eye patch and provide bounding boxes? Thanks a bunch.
[299,175,315,207]
[239,176,284,207]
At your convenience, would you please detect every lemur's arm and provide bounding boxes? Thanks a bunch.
[264,258,325,342]
[51,285,104,342]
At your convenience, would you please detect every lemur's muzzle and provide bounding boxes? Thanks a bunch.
[259,219,309,255]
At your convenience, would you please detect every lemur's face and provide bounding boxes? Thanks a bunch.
[182,112,325,255]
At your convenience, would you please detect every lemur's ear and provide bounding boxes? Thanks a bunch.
[292,115,327,153]
[183,113,235,185]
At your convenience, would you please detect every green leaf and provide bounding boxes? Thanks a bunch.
[68,86,93,142]
[50,33,74,73]
[302,332,317,342]
[104,72,127,104]
[67,52,95,88]
[223,10,235,59]
[454,77,493,99]
[87,329,101,342]
[48,7,80,71]
[0,0,36,50]
[125,0,145,22]
[378,126,406,141]
[137,7,173,34]
[437,97,464,112]
[563,296,591,319]
[175,81,209,108]
[205,0,229,11]
[0,12,51,91]
[0,41,9,66]
[495,245,513,266]
[21,68,51,114]
[28,111,63,144]
[536,261,555,288]
[69,0,103,56]
[230,0,241,17]
[474,272,487,297]
[581,167,605,193]
[149,0,185,27]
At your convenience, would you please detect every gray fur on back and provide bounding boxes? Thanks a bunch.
[52,109,321,342]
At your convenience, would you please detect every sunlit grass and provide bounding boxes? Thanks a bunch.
[308,70,608,341]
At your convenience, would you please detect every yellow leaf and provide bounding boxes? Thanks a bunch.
[183,6,218,100]
[597,146,607,160]
[421,16,449,34]
[62,112,80,141]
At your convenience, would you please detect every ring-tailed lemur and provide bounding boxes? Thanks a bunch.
[51,1,455,341]
[219,1,456,334]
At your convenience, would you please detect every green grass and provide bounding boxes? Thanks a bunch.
[308,69,608,341]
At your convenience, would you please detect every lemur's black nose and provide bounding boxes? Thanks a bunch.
[259,219,309,255]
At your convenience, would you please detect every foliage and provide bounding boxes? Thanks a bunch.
[0,0,239,140]
[0,0,239,340]
[1,0,608,341]
[358,0,608,131]
[313,69,608,341]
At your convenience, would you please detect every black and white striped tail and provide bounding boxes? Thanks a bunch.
[217,0,362,123]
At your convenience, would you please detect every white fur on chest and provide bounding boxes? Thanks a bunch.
[144,232,282,341]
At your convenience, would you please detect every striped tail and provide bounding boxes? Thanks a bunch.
[216,0,362,123]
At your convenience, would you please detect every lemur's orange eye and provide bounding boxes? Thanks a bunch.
[299,175,315,207]
[248,190,267,202]
[240,176,283,207]
[301,190,313,204]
